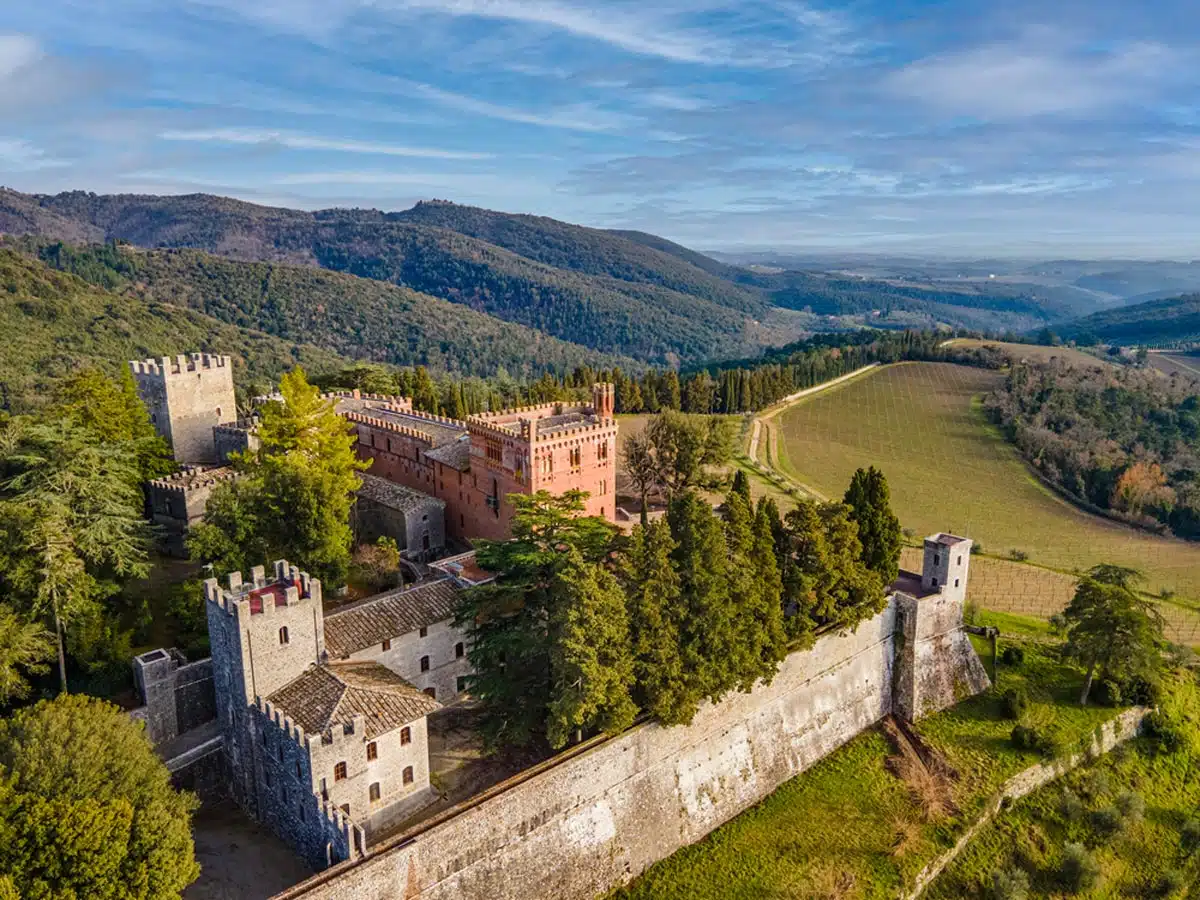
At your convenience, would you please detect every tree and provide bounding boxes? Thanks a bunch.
[620,430,658,526]
[843,466,902,585]
[0,694,199,900]
[190,367,367,585]
[622,520,695,725]
[53,368,174,482]
[668,491,738,702]
[723,493,787,689]
[455,490,618,750]
[546,549,638,748]
[645,411,735,498]
[730,469,752,506]
[0,604,53,703]
[0,420,152,692]
[1062,565,1164,705]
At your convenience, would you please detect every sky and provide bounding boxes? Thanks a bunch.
[0,0,1197,257]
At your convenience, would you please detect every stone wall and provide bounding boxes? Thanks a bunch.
[345,619,471,705]
[274,602,905,900]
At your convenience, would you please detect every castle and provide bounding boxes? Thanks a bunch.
[133,352,617,552]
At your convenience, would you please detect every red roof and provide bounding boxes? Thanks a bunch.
[247,584,288,615]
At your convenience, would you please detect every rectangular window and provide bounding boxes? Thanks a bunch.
[457,675,468,693]
[369,782,381,802]
[334,761,347,782]
[341,803,350,817]
[382,639,391,651]
[419,626,428,638]
[366,741,378,761]
[402,766,414,785]
[400,726,411,746]
[455,642,465,659]
[295,761,303,780]
[423,687,436,700]
[955,578,960,588]
[420,655,430,672]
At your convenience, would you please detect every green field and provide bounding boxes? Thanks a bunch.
[946,338,1112,369]
[614,635,1125,900]
[772,363,1200,636]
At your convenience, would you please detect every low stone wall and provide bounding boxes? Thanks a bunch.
[905,707,1147,899]
[274,604,901,900]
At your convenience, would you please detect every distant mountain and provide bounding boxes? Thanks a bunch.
[16,237,633,377]
[0,248,348,412]
[1059,293,1200,346]
[0,190,789,366]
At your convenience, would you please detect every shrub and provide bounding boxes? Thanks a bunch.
[1079,770,1111,800]
[1125,674,1164,707]
[1115,790,1145,824]
[1009,549,1030,562]
[1090,805,1123,839]
[1049,613,1067,636]
[1158,869,1186,897]
[971,542,984,555]
[1010,724,1039,751]
[1144,710,1186,753]
[1094,678,1123,707]
[1001,686,1030,720]
[1000,645,1025,667]
[1058,788,1084,823]
[1181,817,1200,853]
[988,867,1030,900]
[1060,842,1100,893]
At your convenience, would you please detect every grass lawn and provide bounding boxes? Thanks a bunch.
[613,636,1122,900]
[927,673,1200,899]
[771,363,1200,635]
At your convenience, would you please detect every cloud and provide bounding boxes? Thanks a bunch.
[158,128,492,159]
[0,137,67,171]
[887,33,1179,119]
[404,82,634,132]
[0,34,42,79]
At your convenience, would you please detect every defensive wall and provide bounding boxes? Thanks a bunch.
[272,582,988,900]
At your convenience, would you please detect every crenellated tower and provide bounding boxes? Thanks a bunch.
[130,353,236,464]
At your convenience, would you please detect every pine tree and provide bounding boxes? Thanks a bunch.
[723,493,787,690]
[546,549,638,748]
[623,521,696,725]
[843,466,902,585]
[730,469,752,506]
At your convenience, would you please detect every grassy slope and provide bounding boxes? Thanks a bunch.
[927,674,1200,899]
[614,639,1121,900]
[944,338,1112,369]
[0,249,347,410]
[772,362,1200,610]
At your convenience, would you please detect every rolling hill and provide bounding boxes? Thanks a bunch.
[18,238,636,377]
[0,248,349,411]
[1058,293,1200,346]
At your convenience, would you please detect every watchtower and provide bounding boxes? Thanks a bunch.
[130,353,236,465]
[921,533,972,605]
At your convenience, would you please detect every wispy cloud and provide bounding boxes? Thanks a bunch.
[0,34,41,79]
[887,32,1180,120]
[158,128,492,159]
[0,137,67,171]
[405,82,633,132]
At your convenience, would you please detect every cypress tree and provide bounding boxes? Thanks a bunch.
[623,521,696,725]
[724,493,788,689]
[546,549,638,748]
[730,469,752,507]
[843,466,903,586]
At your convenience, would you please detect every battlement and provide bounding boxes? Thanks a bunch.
[469,400,562,422]
[533,418,617,446]
[149,465,238,498]
[256,696,310,748]
[130,353,232,378]
[204,560,322,619]
[343,411,438,447]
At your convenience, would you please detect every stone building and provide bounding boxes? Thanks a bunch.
[130,353,236,465]
[146,466,238,556]
[347,383,618,543]
[202,559,469,870]
[353,474,446,561]
[323,578,473,704]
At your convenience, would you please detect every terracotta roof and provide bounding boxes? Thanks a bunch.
[931,533,967,546]
[323,579,462,657]
[267,661,439,739]
[891,570,938,599]
[357,474,445,513]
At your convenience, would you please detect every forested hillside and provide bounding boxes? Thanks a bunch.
[1059,293,1200,346]
[0,249,347,411]
[21,239,634,377]
[0,189,1089,366]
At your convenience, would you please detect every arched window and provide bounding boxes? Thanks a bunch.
[420,655,430,672]
[400,726,411,745]
[402,766,414,785]
[366,741,378,761]
[369,782,381,802]
[279,626,289,645]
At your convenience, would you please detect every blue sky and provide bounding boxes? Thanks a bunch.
[1,0,1197,256]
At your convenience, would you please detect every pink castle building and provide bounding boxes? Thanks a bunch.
[344,384,617,543]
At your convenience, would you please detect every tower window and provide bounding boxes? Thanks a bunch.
[955,578,960,588]
[400,726,411,746]
[931,577,939,588]
[402,766,414,785]
[369,782,381,802]
[957,556,963,566]
[382,639,391,652]
[419,626,428,638]
[366,741,377,761]
[933,554,940,566]
[295,761,303,780]
[420,656,430,672]
[334,761,347,782]
[455,642,465,659]
[279,626,289,645]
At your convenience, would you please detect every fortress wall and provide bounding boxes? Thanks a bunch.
[276,601,901,900]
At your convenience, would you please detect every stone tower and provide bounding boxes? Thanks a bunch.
[130,353,236,465]
[921,533,972,605]
[592,382,615,419]
[205,561,325,812]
